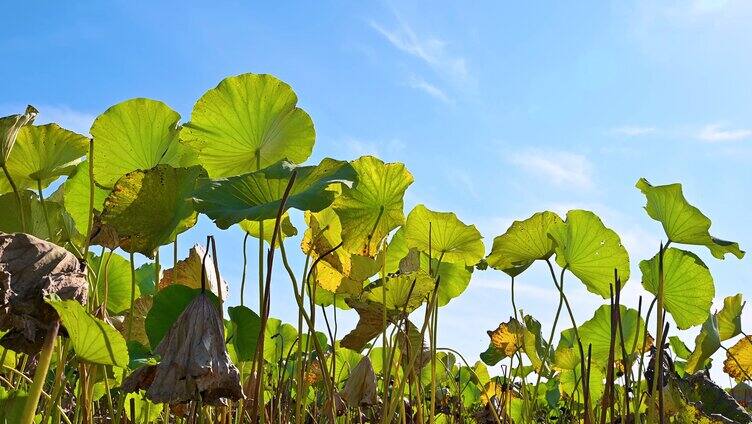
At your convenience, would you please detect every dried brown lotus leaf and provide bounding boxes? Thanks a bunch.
[123,293,243,405]
[0,233,87,353]
[340,299,402,351]
[158,245,228,299]
[342,357,378,408]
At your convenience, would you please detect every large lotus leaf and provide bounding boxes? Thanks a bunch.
[558,366,604,405]
[381,232,469,307]
[0,387,29,424]
[429,254,472,306]
[144,285,218,349]
[100,165,206,258]
[182,73,315,178]
[263,319,299,363]
[548,209,630,298]
[577,304,646,366]
[158,244,228,299]
[239,212,297,246]
[332,156,413,256]
[486,211,562,276]
[61,161,109,236]
[685,315,721,374]
[91,98,193,188]
[47,297,128,367]
[636,178,744,260]
[0,123,88,193]
[195,158,356,229]
[717,294,744,342]
[724,336,752,382]
[366,272,434,313]
[227,305,261,363]
[487,318,525,357]
[641,248,714,330]
[301,207,354,291]
[0,105,37,165]
[89,251,139,315]
[404,204,484,266]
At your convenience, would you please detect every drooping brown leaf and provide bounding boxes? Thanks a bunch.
[341,356,378,408]
[158,245,228,299]
[340,299,402,351]
[122,293,243,405]
[0,233,87,353]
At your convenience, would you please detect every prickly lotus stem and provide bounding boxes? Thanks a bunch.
[341,356,379,408]
[0,233,87,354]
[122,292,244,405]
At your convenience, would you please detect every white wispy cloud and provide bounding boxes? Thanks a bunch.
[696,123,752,142]
[509,149,594,189]
[408,76,451,103]
[370,17,468,83]
[610,125,657,137]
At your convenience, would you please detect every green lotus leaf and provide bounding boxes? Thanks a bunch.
[145,285,218,349]
[670,336,692,360]
[577,304,646,366]
[47,297,129,367]
[0,105,37,165]
[429,255,472,306]
[89,251,140,315]
[366,272,434,313]
[227,305,261,363]
[91,98,193,188]
[636,178,744,260]
[239,212,297,246]
[134,263,159,296]
[559,366,604,405]
[548,209,630,298]
[685,315,721,374]
[182,73,315,178]
[194,158,356,229]
[61,161,109,236]
[384,227,409,274]
[332,156,413,256]
[486,211,562,276]
[0,123,88,194]
[641,248,714,329]
[263,319,299,363]
[404,204,484,266]
[100,165,206,257]
[0,387,29,424]
[717,294,744,342]
[0,190,60,241]
[124,391,163,424]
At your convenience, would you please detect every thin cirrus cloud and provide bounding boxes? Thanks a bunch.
[695,123,752,142]
[509,149,594,189]
[408,75,451,103]
[610,125,657,137]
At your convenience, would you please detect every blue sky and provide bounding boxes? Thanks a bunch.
[3,0,752,382]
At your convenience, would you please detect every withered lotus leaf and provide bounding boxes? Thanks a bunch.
[0,233,87,353]
[123,292,243,405]
[158,244,228,298]
[341,356,378,408]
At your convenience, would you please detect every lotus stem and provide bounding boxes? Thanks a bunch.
[21,320,59,424]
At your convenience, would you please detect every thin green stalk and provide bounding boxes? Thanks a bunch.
[240,232,249,307]
[21,320,59,424]
[36,179,53,238]
[2,163,26,232]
